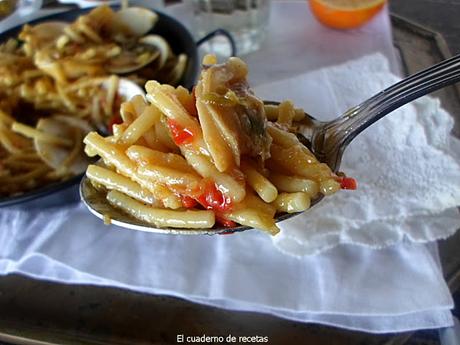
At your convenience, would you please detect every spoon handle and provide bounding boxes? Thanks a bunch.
[315,53,460,170]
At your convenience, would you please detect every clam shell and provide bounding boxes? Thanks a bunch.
[107,34,172,74]
[114,7,158,37]
[34,117,89,175]
[26,21,67,49]
[139,35,170,69]
[106,48,160,74]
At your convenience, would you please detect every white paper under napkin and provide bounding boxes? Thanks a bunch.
[255,53,460,256]
[0,54,458,333]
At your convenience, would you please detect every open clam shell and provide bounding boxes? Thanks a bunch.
[21,21,67,51]
[139,35,170,69]
[114,7,159,37]
[35,116,90,175]
[106,47,160,74]
[107,35,171,74]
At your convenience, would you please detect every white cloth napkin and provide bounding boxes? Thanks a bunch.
[0,54,457,333]
[255,53,460,256]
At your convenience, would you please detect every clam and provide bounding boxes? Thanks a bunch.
[113,7,158,37]
[34,116,90,175]
[106,35,171,74]
[106,48,160,74]
[20,22,67,52]
[53,115,94,133]
[139,35,170,69]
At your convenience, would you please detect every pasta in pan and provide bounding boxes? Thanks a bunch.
[0,36,118,197]
[84,55,357,234]
[0,5,187,198]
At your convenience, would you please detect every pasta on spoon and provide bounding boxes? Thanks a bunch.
[82,55,356,235]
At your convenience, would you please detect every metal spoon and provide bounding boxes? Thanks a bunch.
[80,54,460,235]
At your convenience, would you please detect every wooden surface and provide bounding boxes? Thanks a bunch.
[1,1,460,344]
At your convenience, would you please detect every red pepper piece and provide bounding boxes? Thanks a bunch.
[339,177,357,190]
[180,195,198,209]
[167,119,194,145]
[216,216,237,228]
[204,182,232,212]
[195,180,232,213]
[196,194,208,209]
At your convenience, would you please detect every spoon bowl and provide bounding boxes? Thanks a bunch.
[80,54,460,234]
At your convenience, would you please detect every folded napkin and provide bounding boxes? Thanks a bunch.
[255,53,460,256]
[0,53,456,333]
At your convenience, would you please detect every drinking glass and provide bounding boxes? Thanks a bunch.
[192,0,271,57]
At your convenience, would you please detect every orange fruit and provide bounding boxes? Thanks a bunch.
[309,0,386,30]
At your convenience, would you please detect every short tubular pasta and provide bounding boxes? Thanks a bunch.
[320,179,341,195]
[83,55,356,235]
[182,150,246,203]
[126,145,192,172]
[154,119,178,151]
[241,161,278,203]
[272,192,311,213]
[84,131,181,209]
[84,132,137,176]
[276,100,296,126]
[137,164,201,192]
[269,172,319,198]
[241,192,276,218]
[120,105,162,145]
[86,164,159,206]
[226,208,279,236]
[107,190,215,229]
[145,81,201,134]
[263,104,279,121]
